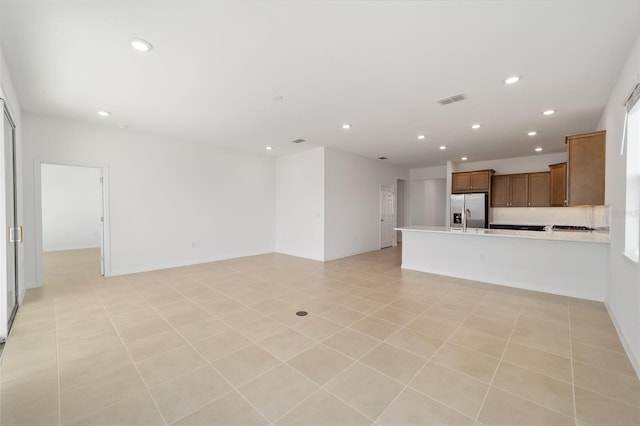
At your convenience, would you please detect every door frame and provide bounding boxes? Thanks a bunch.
[34,160,111,285]
[379,184,396,249]
[396,178,409,243]
[0,95,19,341]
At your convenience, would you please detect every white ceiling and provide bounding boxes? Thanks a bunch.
[1,0,639,168]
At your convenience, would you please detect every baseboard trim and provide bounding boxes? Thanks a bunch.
[324,246,381,261]
[605,302,640,380]
[109,250,275,276]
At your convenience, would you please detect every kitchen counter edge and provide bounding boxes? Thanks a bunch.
[395,226,610,244]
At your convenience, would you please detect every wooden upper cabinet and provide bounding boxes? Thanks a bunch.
[491,172,550,207]
[491,175,509,207]
[509,174,529,207]
[452,173,471,192]
[529,172,551,207]
[452,169,495,192]
[549,162,567,207]
[566,130,605,206]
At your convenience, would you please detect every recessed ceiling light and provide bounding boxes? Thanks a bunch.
[119,124,128,129]
[129,38,153,52]
[439,145,447,150]
[342,123,351,130]
[504,76,520,84]
[417,134,425,140]
[471,124,481,129]
[535,147,543,152]
[272,95,284,101]
[543,109,556,116]
[97,111,110,117]
[461,156,468,161]
[265,146,273,151]
[528,131,537,136]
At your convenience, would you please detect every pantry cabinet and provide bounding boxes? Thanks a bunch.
[566,131,605,206]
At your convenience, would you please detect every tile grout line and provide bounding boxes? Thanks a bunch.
[54,298,62,426]
[120,282,262,422]
[250,290,457,425]
[464,296,523,424]
[148,300,273,426]
[93,287,170,426]
[568,302,578,426]
[371,289,485,424]
[17,250,636,425]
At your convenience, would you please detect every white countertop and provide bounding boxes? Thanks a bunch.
[395,225,610,244]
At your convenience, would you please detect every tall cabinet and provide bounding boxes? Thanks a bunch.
[566,131,606,206]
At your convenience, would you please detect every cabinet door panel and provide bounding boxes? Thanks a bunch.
[509,175,529,207]
[470,171,490,191]
[452,173,470,192]
[549,163,567,207]
[529,173,550,207]
[491,175,509,207]
[567,132,605,206]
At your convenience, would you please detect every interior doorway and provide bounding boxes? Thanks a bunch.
[40,163,106,283]
[380,185,395,248]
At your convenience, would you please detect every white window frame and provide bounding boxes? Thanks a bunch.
[623,84,640,263]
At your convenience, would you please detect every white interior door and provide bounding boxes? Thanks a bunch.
[1,98,19,341]
[380,185,395,248]
[99,171,105,276]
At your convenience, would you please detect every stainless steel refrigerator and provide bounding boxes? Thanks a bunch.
[451,193,489,229]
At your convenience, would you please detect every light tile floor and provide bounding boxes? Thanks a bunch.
[1,247,639,425]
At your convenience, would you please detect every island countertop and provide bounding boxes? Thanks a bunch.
[396,225,609,301]
[395,226,610,244]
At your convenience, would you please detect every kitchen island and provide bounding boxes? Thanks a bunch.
[396,226,609,301]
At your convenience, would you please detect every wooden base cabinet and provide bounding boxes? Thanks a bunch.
[566,131,605,206]
[549,162,567,207]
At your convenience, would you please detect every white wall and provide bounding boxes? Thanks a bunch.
[396,179,409,242]
[454,152,567,175]
[22,113,276,284]
[410,179,447,226]
[275,147,325,261]
[324,148,408,260]
[598,32,640,377]
[0,46,25,303]
[41,164,102,252]
[409,165,446,180]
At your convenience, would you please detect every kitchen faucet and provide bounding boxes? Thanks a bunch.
[463,208,471,231]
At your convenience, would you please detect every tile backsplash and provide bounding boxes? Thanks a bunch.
[490,206,610,229]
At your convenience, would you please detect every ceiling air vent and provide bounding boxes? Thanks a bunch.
[291,138,306,144]
[437,93,466,105]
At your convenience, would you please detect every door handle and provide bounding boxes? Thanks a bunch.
[8,226,22,243]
